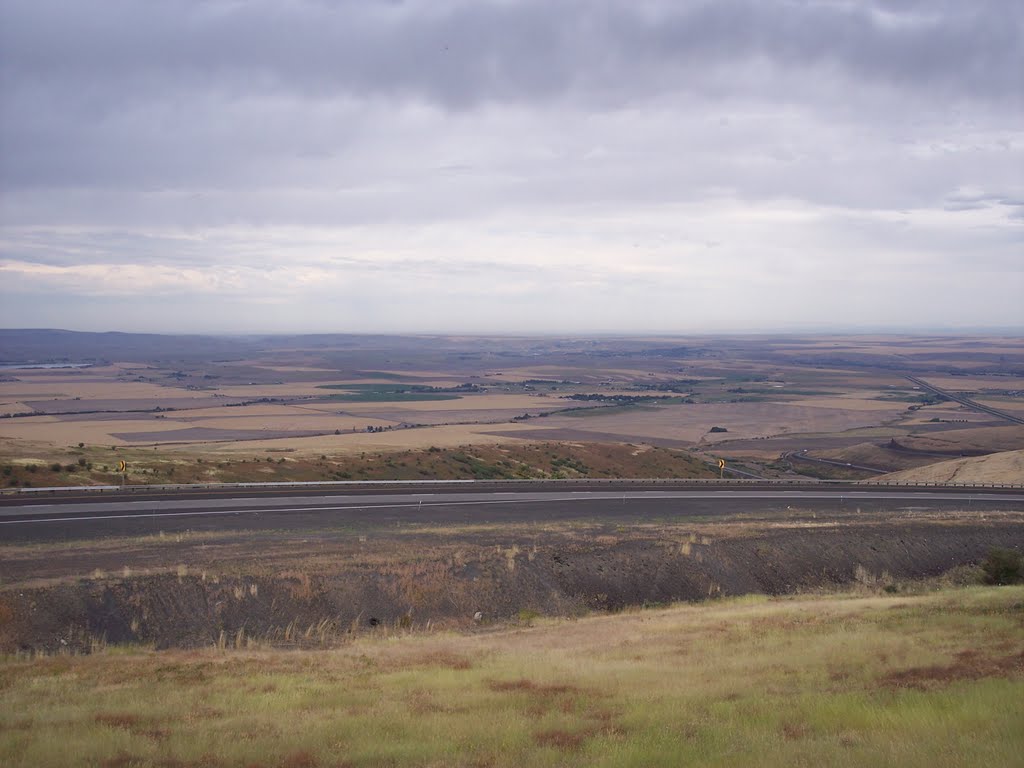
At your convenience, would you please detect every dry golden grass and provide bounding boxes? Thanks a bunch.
[975,398,1024,412]
[165,404,315,419]
[1,587,1021,767]
[895,425,1024,455]
[784,396,910,411]
[197,423,538,455]
[0,416,188,446]
[530,401,908,444]
[918,375,1024,390]
[0,401,31,416]
[868,449,1024,485]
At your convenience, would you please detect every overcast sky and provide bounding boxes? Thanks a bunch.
[1,0,1021,334]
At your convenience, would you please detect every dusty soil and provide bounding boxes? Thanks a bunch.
[2,508,1021,653]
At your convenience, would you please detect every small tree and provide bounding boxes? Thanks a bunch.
[981,548,1023,585]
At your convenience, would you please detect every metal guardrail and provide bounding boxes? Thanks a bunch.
[3,477,1023,496]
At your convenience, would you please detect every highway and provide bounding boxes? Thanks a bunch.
[907,375,1024,425]
[2,484,1022,542]
[783,451,889,475]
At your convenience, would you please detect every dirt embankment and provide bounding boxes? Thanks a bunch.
[3,521,1022,653]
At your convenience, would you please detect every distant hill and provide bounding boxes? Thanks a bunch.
[0,329,401,364]
[865,449,1024,486]
[0,329,256,363]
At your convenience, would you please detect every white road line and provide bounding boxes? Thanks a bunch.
[1,491,1020,525]
[0,496,586,524]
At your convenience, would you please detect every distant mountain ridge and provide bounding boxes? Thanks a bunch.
[0,329,422,363]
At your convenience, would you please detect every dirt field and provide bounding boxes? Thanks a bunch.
[502,401,909,446]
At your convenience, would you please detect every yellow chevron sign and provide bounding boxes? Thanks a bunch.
[718,459,726,469]
[117,460,127,472]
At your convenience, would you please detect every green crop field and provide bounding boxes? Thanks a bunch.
[315,383,464,402]
[320,392,462,402]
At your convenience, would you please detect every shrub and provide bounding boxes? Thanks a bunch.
[981,548,1023,585]
[50,462,63,472]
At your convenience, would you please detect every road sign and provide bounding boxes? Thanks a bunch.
[117,460,127,472]
[718,459,726,469]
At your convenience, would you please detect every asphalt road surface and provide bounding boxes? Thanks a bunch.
[2,487,1021,543]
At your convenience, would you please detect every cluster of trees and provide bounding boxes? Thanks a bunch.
[565,393,692,404]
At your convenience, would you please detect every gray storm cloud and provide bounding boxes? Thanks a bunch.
[0,0,1021,332]
[3,1,1019,103]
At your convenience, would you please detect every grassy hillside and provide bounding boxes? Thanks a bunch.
[2,586,1022,767]
[868,449,1024,486]
[0,441,717,488]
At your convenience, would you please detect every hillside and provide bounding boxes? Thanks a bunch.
[867,449,1024,485]
[2,587,1022,767]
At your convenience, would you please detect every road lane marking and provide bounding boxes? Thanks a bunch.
[0,496,594,524]
[2,490,1022,525]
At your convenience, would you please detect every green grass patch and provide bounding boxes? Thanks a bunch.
[317,383,424,392]
[320,392,462,402]
[350,371,412,380]
[316,383,464,402]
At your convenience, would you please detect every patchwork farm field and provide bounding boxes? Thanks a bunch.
[1,331,1023,485]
